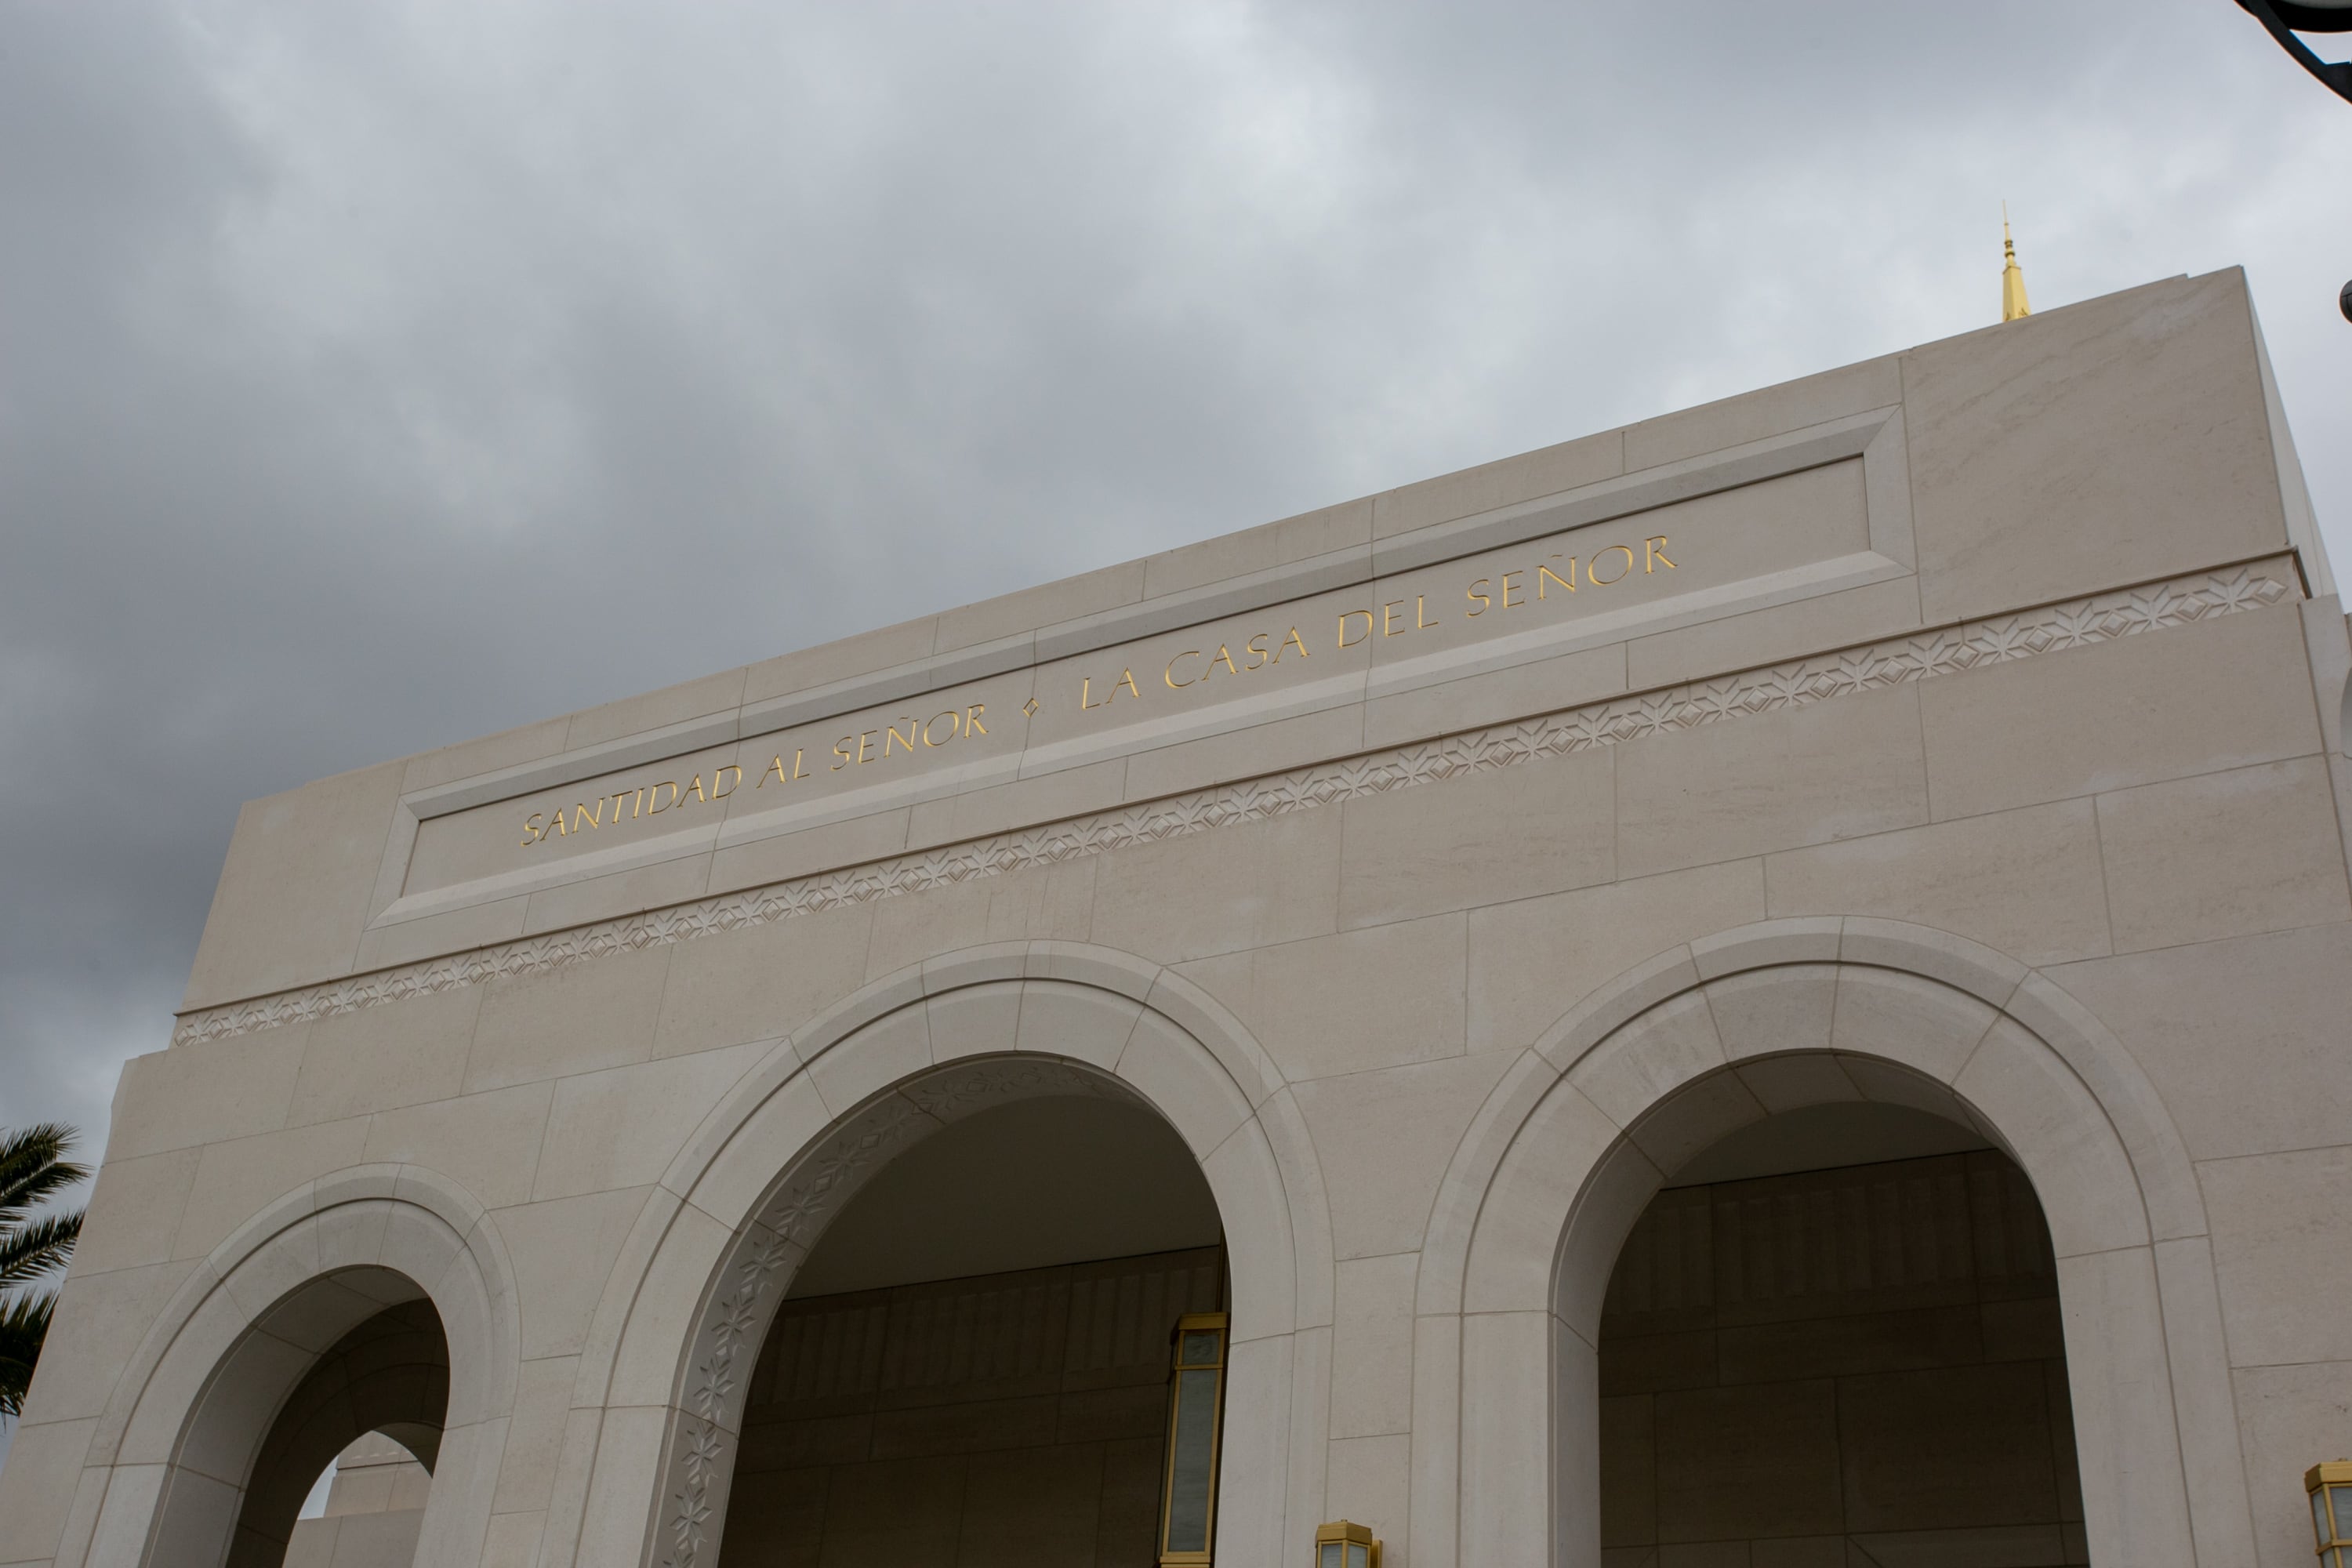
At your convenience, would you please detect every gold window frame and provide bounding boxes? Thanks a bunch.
[1156,1311,1229,1567]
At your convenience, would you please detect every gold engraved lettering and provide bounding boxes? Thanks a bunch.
[1589,545,1634,586]
[511,534,1700,854]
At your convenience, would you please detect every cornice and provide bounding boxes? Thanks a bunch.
[171,560,2297,1048]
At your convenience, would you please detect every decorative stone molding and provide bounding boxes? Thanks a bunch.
[174,562,2296,1047]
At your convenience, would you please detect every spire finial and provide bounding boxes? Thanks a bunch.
[2001,202,2031,322]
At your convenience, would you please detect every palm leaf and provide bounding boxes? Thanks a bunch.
[0,1123,87,1222]
[0,1123,90,1419]
[0,1290,56,1419]
[0,1210,82,1293]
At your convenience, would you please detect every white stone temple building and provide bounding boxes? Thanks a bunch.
[2,267,2346,1568]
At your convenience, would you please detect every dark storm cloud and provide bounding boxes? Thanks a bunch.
[2,0,2347,1163]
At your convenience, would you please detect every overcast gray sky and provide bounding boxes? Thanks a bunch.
[2,0,2348,1163]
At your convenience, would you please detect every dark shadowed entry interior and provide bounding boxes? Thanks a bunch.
[713,1091,1228,1566]
[1598,1102,2088,1568]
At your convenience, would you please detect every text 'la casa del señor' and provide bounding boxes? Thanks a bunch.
[518,532,1679,848]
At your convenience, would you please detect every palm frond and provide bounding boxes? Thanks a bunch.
[0,1160,89,1226]
[0,1123,87,1221]
[0,1124,91,1419]
[0,1210,83,1293]
[0,1289,56,1419]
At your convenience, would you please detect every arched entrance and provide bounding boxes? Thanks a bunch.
[1595,1082,2085,1563]
[551,946,1335,1568]
[224,1287,448,1568]
[1421,920,2258,1568]
[717,1087,1228,1563]
[282,1431,438,1568]
[69,1168,519,1568]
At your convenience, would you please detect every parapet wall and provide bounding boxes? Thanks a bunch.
[177,267,2328,1027]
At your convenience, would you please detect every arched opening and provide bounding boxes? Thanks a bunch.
[1439,929,2245,1568]
[130,1265,450,1568]
[1587,1067,2089,1566]
[711,1070,1229,1565]
[77,1174,514,1568]
[222,1285,448,1568]
[285,1431,436,1568]
[613,959,1328,1568]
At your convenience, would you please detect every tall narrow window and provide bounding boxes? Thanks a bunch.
[1156,1311,1228,1566]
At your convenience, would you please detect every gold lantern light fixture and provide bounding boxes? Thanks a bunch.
[1315,1519,1381,1568]
[2311,1461,2352,1566]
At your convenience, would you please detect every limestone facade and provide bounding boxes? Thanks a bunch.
[283,1436,432,1568]
[3,267,2347,1568]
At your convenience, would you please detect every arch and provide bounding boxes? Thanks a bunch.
[224,1293,448,1568]
[64,1166,521,1568]
[535,942,1335,1568]
[1416,918,2255,1568]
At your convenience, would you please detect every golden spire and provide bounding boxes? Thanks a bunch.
[2001,204,2031,322]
